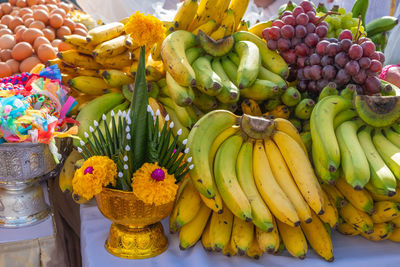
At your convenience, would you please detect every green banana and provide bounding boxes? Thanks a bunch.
[148,81,159,99]
[336,120,370,189]
[278,0,297,15]
[122,84,133,101]
[166,71,195,106]
[186,47,204,65]
[384,127,400,148]
[281,87,301,107]
[358,127,397,196]
[192,56,223,96]
[373,129,400,181]
[366,16,398,36]
[300,131,312,154]
[211,58,240,104]
[333,109,358,129]
[161,30,198,87]
[381,81,396,96]
[240,79,279,101]
[217,102,238,113]
[258,66,288,90]
[288,117,302,132]
[221,57,238,86]
[352,0,369,26]
[192,88,218,112]
[158,96,194,128]
[381,80,400,96]
[294,98,315,120]
[163,105,190,144]
[340,84,357,100]
[318,83,338,102]
[370,32,388,52]
[214,134,252,221]
[302,120,310,132]
[263,97,281,112]
[157,78,167,88]
[160,85,170,97]
[235,41,260,89]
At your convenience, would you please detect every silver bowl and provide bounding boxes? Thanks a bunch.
[0,142,56,228]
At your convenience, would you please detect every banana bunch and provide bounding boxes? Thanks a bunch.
[365,16,398,52]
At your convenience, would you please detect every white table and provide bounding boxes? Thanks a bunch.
[80,203,400,267]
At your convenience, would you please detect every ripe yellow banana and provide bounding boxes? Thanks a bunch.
[100,69,134,88]
[95,51,133,69]
[201,219,213,251]
[264,139,312,223]
[192,19,217,35]
[360,222,395,241]
[174,179,202,228]
[210,25,227,40]
[247,231,263,259]
[236,140,274,232]
[74,68,100,77]
[248,21,273,38]
[221,9,236,36]
[212,0,231,24]
[87,22,125,45]
[57,50,101,69]
[214,134,252,221]
[272,131,325,216]
[339,202,374,234]
[337,222,360,236]
[174,0,198,30]
[301,211,334,262]
[68,76,109,95]
[188,0,215,31]
[93,35,127,58]
[223,237,238,257]
[274,118,307,154]
[336,176,375,214]
[277,219,308,259]
[321,183,347,208]
[170,178,191,233]
[241,99,262,116]
[371,201,400,223]
[389,227,400,242]
[318,189,339,228]
[392,216,400,227]
[179,203,212,250]
[229,0,250,30]
[256,218,280,254]
[124,35,140,51]
[367,185,400,202]
[253,140,300,226]
[209,209,234,251]
[231,215,254,255]
[59,150,82,192]
[237,20,249,31]
[62,34,87,46]
[265,105,290,120]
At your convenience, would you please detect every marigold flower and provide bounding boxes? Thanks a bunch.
[124,11,165,48]
[131,162,178,206]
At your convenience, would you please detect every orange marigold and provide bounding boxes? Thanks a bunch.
[124,11,165,48]
[131,163,178,206]
[72,156,117,200]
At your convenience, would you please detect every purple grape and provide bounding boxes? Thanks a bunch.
[339,30,353,40]
[283,15,296,26]
[369,52,380,61]
[267,26,281,41]
[308,80,318,93]
[300,1,314,12]
[262,28,270,40]
[297,80,308,92]
[359,57,371,69]
[305,33,319,47]
[310,65,322,80]
[321,55,333,66]
[364,76,382,95]
[309,53,320,65]
[297,57,306,68]
[267,40,277,50]
[280,11,292,19]
[361,41,376,57]
[335,69,351,85]
[292,6,305,17]
[369,59,382,73]
[297,68,305,79]
[307,11,317,23]
[281,49,297,64]
[335,52,349,68]
[316,40,329,55]
[315,25,328,38]
[295,43,309,57]
[322,65,337,80]
[349,44,363,60]
[340,39,352,52]
[353,69,367,84]
[281,25,295,39]
[295,25,307,38]
[291,37,302,47]
[303,66,312,79]
[296,13,309,25]
[306,22,316,33]
[318,21,329,28]
[317,79,329,90]
[272,20,285,28]
[277,38,291,52]
[345,60,360,75]
[305,57,310,66]
[326,43,339,56]
[376,51,385,64]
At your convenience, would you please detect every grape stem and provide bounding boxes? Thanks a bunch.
[315,11,341,25]
[354,15,364,42]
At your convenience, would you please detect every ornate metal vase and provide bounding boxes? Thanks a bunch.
[96,188,174,259]
[0,143,56,227]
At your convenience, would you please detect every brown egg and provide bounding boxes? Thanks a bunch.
[12,41,33,60]
[50,38,60,47]
[29,20,45,29]
[9,0,18,6]
[22,13,33,21]
[37,43,55,62]
[56,25,70,38]
[0,10,3,18]
[15,26,26,42]
[14,24,26,33]
[18,7,32,16]
[42,27,54,41]
[19,55,40,72]
[32,9,48,24]
[0,49,12,61]
[57,40,71,51]
[74,23,87,31]
[0,28,13,37]
[48,13,62,28]
[37,4,48,12]
[0,62,12,78]
[24,17,34,27]
[45,0,56,4]
[16,0,27,8]
[50,7,65,18]
[33,35,49,50]
[6,59,19,73]
[10,10,20,17]
[46,4,58,12]
[62,18,74,32]
[1,3,12,14]
[1,15,13,27]
[37,0,44,4]
[22,28,43,43]
[9,17,23,31]
[0,34,16,49]
[0,25,7,30]
[26,0,37,7]
[73,28,87,37]
[58,2,70,13]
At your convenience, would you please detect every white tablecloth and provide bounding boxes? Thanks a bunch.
[81,203,400,267]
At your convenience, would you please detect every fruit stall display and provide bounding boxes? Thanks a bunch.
[48,0,400,263]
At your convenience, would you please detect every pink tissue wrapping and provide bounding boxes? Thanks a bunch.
[379,63,400,80]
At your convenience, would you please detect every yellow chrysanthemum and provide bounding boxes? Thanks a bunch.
[131,163,178,206]
[124,11,165,48]
[72,156,117,200]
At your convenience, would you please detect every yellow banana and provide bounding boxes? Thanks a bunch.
[371,201,400,223]
[124,35,140,51]
[231,212,254,255]
[174,179,202,228]
[188,0,215,31]
[301,211,334,262]
[360,222,395,241]
[237,20,249,31]
[59,150,82,192]
[265,105,290,119]
[174,0,198,30]
[248,20,273,38]
[389,227,400,242]
[241,98,262,116]
[95,51,133,69]
[201,219,213,251]
[229,0,250,30]
[169,178,191,233]
[68,76,109,95]
[368,187,400,202]
[179,203,212,250]
[62,34,88,46]
[192,19,217,35]
[339,202,374,234]
[74,68,100,77]
[253,140,300,226]
[256,218,280,254]
[221,9,236,36]
[319,189,339,228]
[130,60,139,76]
[146,64,165,82]
[277,219,308,259]
[321,183,347,208]
[100,69,134,88]
[337,222,360,236]
[93,35,127,58]
[57,50,101,69]
[209,209,234,251]
[87,22,125,45]
[223,237,238,257]
[392,216,400,227]
[264,139,312,223]
[272,131,325,215]
[214,0,232,24]
[210,25,227,40]
[274,118,307,154]
[336,176,375,214]
[247,231,263,259]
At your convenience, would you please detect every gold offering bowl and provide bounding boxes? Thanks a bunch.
[95,188,174,259]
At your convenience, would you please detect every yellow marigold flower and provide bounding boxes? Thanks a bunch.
[131,163,178,206]
[124,11,165,48]
[72,156,117,200]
